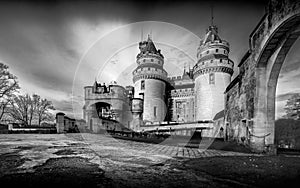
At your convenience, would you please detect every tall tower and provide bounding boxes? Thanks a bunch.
[132,35,168,122]
[193,25,234,120]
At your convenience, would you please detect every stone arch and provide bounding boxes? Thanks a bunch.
[84,98,132,127]
[253,10,300,152]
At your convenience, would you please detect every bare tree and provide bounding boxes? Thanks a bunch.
[36,97,55,126]
[8,94,31,126]
[0,62,19,122]
[8,94,55,126]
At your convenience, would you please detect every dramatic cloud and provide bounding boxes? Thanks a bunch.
[2,0,298,119]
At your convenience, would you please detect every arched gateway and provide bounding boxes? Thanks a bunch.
[225,0,300,153]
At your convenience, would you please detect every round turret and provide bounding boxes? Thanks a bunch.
[193,25,234,120]
[132,35,168,122]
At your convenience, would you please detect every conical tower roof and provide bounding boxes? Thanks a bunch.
[139,35,158,53]
[202,25,221,45]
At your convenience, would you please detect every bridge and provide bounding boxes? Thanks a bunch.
[225,0,300,153]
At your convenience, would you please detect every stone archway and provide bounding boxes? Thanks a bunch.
[254,15,300,152]
[225,0,300,153]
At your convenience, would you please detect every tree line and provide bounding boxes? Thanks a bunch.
[0,62,55,126]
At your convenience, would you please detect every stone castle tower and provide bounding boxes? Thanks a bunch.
[132,35,168,122]
[193,25,234,120]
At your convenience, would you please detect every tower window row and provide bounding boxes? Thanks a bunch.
[199,49,227,58]
[141,59,162,65]
[200,59,232,65]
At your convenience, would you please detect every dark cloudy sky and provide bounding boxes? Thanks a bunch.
[0,0,299,119]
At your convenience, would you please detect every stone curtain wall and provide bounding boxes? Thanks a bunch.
[225,55,256,144]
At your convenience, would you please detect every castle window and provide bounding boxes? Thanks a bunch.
[209,73,215,85]
[216,49,219,53]
[154,106,157,118]
[148,67,150,71]
[141,80,145,90]
[220,59,223,63]
[151,59,154,62]
[224,50,226,54]
[139,93,144,100]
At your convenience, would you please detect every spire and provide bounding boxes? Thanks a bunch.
[141,27,144,41]
[211,4,214,26]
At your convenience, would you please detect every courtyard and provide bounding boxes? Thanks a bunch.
[0,133,299,187]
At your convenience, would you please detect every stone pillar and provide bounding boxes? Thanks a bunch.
[91,117,102,133]
[86,104,97,131]
[56,113,65,133]
[131,98,143,131]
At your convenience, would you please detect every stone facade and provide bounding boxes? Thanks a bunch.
[168,73,195,122]
[83,26,234,135]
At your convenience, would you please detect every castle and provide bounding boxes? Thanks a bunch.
[82,24,234,134]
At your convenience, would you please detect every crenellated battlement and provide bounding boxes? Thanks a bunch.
[84,82,131,101]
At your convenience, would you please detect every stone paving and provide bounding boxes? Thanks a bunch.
[0,133,260,175]
[79,133,256,159]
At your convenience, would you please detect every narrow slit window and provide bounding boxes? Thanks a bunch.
[209,73,215,85]
[141,80,145,90]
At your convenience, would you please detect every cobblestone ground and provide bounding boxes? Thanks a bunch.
[0,133,263,187]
